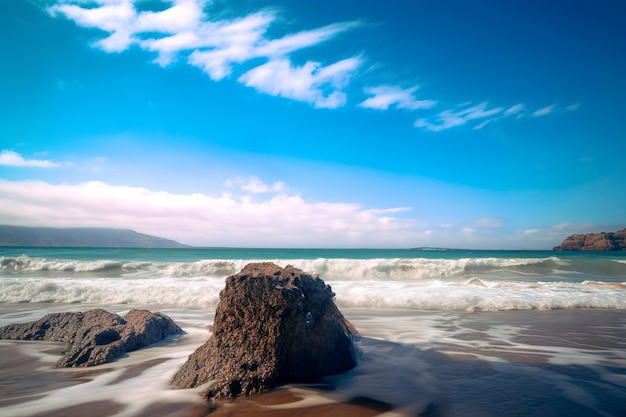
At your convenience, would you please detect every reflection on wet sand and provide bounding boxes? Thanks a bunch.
[1,308,625,417]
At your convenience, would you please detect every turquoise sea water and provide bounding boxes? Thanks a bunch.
[1,247,625,310]
[2,246,624,262]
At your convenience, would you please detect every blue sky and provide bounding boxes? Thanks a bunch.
[1,0,624,248]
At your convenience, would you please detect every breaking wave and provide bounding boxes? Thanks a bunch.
[0,255,567,280]
[1,274,624,312]
[1,254,624,311]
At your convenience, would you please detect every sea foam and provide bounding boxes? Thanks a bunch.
[0,255,565,280]
[1,255,624,311]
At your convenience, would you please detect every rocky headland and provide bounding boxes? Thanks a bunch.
[553,228,626,251]
[172,262,360,401]
[0,309,182,367]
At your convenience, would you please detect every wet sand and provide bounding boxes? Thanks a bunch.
[207,388,394,417]
[1,308,626,417]
[0,341,77,408]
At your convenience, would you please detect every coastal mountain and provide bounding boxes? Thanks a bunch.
[0,225,190,248]
[553,228,626,251]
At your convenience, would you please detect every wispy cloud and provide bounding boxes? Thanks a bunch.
[0,150,67,168]
[460,217,505,236]
[415,102,503,132]
[359,85,437,110]
[413,100,575,132]
[49,0,360,108]
[48,1,574,131]
[238,57,361,109]
[49,0,138,52]
[566,103,580,112]
[532,104,556,117]
[504,103,525,117]
[226,176,286,194]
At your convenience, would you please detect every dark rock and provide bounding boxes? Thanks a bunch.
[172,262,359,400]
[553,229,626,251]
[0,309,182,367]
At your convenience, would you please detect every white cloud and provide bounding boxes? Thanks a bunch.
[184,12,276,77]
[359,85,437,111]
[532,104,555,117]
[473,120,491,130]
[0,177,603,249]
[0,150,66,168]
[48,1,572,129]
[415,102,503,132]
[135,0,203,33]
[50,1,360,107]
[238,57,361,109]
[255,22,361,58]
[49,0,138,52]
[226,176,285,194]
[0,179,420,247]
[504,103,525,117]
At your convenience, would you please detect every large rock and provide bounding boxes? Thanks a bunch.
[172,262,359,400]
[0,309,182,367]
[553,229,626,251]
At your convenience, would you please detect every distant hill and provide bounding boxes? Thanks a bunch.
[0,225,190,248]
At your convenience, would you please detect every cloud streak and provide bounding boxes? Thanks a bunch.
[47,1,573,130]
[359,85,437,111]
[49,0,360,108]
[413,101,575,132]
[415,102,504,132]
[238,57,361,108]
[0,150,67,168]
[532,104,556,117]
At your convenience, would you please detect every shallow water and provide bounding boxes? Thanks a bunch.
[1,304,625,417]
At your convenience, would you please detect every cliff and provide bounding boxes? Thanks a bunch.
[553,229,626,251]
[0,225,189,248]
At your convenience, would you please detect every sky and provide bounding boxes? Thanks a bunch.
[1,0,625,249]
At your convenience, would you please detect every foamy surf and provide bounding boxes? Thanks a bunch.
[0,255,569,280]
[1,252,625,311]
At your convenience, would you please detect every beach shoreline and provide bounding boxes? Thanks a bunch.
[1,306,625,417]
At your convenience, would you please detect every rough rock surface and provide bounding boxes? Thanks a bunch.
[0,309,182,367]
[553,229,626,251]
[172,262,359,400]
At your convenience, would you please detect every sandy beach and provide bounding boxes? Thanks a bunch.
[2,306,625,417]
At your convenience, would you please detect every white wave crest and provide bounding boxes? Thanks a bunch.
[331,279,626,312]
[2,274,624,312]
[0,277,225,308]
[0,256,124,273]
[1,256,563,281]
[292,256,562,281]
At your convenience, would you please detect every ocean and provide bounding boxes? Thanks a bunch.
[1,247,625,416]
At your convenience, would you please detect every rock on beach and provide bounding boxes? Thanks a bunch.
[172,262,359,400]
[0,309,183,367]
